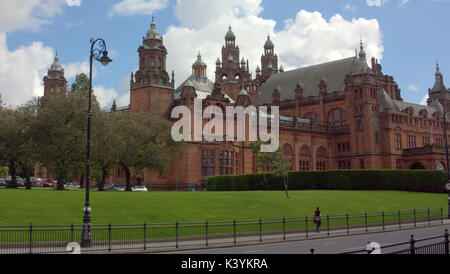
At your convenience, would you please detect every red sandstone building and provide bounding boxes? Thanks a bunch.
[42,18,450,189]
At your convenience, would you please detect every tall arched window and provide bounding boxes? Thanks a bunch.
[316,147,327,170]
[328,108,346,127]
[299,145,312,170]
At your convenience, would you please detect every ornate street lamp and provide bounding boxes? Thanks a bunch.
[81,38,112,247]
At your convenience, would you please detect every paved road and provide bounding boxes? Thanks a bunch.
[161,223,450,254]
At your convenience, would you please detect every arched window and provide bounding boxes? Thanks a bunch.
[328,108,346,127]
[234,74,241,80]
[222,74,228,80]
[316,146,327,170]
[299,145,311,171]
[150,57,154,66]
[157,58,162,67]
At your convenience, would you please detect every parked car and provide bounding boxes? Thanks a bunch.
[42,179,56,188]
[0,178,5,186]
[131,186,148,192]
[32,178,43,187]
[104,184,119,191]
[64,182,80,189]
[5,176,24,187]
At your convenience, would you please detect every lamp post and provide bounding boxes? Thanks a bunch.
[81,38,112,247]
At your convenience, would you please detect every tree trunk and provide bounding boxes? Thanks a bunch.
[56,175,65,190]
[124,166,131,191]
[98,168,107,191]
[79,174,85,189]
[20,162,32,190]
[284,174,290,199]
[7,160,17,189]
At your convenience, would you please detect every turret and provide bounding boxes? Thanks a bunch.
[43,52,67,96]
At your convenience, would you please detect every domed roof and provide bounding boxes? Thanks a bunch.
[264,35,274,48]
[358,40,366,60]
[49,53,63,72]
[225,25,236,40]
[145,16,162,40]
[193,52,206,67]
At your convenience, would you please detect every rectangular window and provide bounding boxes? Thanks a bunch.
[407,135,416,148]
[316,161,326,170]
[219,151,234,175]
[201,150,215,177]
[299,161,310,171]
[395,134,402,149]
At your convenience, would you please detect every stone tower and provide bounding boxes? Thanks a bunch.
[130,16,174,118]
[427,63,449,111]
[215,26,252,101]
[192,52,207,81]
[43,53,67,96]
[261,35,278,78]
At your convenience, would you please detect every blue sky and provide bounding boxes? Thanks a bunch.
[0,0,449,109]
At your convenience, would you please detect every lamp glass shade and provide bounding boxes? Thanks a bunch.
[99,51,112,66]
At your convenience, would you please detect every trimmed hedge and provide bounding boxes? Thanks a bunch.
[206,170,447,193]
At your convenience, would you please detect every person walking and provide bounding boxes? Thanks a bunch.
[313,206,322,233]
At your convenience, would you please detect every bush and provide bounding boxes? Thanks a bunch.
[206,170,447,193]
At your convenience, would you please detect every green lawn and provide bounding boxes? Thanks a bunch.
[0,188,446,226]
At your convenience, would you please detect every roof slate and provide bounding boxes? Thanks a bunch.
[258,56,371,104]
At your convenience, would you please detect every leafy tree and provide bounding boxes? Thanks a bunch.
[0,166,8,178]
[33,92,93,190]
[16,99,40,189]
[250,140,292,199]
[112,111,185,191]
[91,111,119,191]
[0,99,38,189]
[70,73,97,104]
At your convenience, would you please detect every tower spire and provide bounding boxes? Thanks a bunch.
[358,39,366,61]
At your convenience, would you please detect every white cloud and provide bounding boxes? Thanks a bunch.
[93,85,119,109]
[63,61,90,81]
[399,0,409,7]
[108,0,169,17]
[367,0,387,7]
[0,31,98,108]
[0,32,53,107]
[163,1,383,88]
[66,0,81,6]
[0,0,78,33]
[408,84,419,92]
[419,94,429,106]
[174,0,263,28]
[343,3,357,12]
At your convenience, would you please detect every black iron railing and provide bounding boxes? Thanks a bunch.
[336,229,449,254]
[0,207,445,254]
